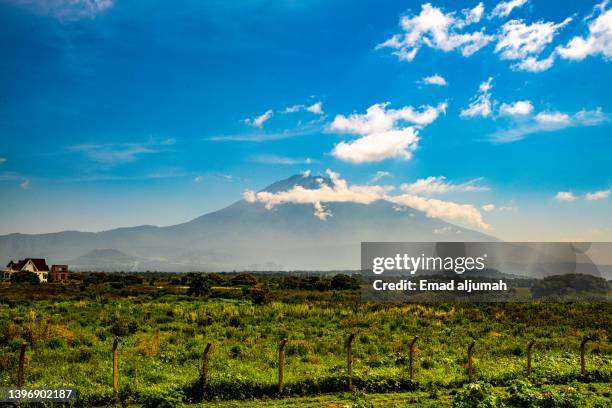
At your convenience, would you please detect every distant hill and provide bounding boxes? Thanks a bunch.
[0,174,495,271]
[69,249,144,272]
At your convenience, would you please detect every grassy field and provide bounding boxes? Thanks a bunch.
[0,274,610,407]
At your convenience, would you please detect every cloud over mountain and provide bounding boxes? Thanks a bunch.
[244,170,491,230]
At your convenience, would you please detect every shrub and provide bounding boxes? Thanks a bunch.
[506,379,541,407]
[139,388,184,408]
[230,344,244,358]
[539,385,584,408]
[10,271,40,285]
[452,382,502,408]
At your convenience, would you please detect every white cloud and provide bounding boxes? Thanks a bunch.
[420,74,448,86]
[585,189,611,201]
[499,100,534,116]
[244,109,274,128]
[332,128,420,163]
[535,111,571,125]
[482,204,496,212]
[377,1,604,71]
[13,0,113,20]
[490,0,528,19]
[20,180,30,190]
[69,139,173,165]
[433,225,455,235]
[370,171,392,183]
[400,176,489,195]
[313,201,332,220]
[377,3,494,62]
[330,102,447,134]
[306,101,324,115]
[284,105,301,113]
[460,77,493,118]
[462,3,485,26]
[555,191,577,202]
[329,102,446,163]
[244,168,389,215]
[284,101,325,115]
[387,194,491,230]
[209,123,322,142]
[575,107,608,125]
[491,107,607,142]
[495,18,572,61]
[244,169,491,230]
[0,158,6,164]
[557,1,612,61]
[251,155,313,165]
[194,175,204,183]
[512,54,556,72]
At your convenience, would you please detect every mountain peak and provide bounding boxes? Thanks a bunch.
[261,173,332,193]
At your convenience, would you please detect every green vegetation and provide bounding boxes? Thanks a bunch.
[0,272,610,407]
[9,271,40,285]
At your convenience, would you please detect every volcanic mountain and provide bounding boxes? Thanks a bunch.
[0,174,494,271]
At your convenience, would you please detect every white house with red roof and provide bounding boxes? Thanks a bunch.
[3,258,50,283]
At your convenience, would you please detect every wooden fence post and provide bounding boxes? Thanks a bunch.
[409,336,418,382]
[112,336,119,400]
[278,339,288,394]
[526,339,536,377]
[467,340,476,382]
[346,334,356,391]
[17,343,26,387]
[201,343,212,399]
[580,336,594,376]
[16,343,26,408]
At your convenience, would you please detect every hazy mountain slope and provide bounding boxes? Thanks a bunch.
[0,174,494,271]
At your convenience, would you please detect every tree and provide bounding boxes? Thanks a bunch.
[331,274,359,290]
[10,271,40,285]
[187,274,211,297]
[532,274,608,299]
[206,273,226,285]
[230,273,258,287]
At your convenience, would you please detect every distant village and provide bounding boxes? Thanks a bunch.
[3,258,71,283]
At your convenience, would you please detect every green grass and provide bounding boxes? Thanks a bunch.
[0,285,610,407]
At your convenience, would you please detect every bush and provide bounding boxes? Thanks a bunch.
[453,382,502,408]
[250,287,269,304]
[139,388,184,408]
[539,385,584,408]
[10,271,40,285]
[506,379,540,407]
[230,344,244,358]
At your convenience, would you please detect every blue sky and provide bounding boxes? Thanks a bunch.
[0,0,611,240]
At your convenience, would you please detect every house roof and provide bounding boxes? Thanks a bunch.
[28,259,49,271]
[7,258,49,272]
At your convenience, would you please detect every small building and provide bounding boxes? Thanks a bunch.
[51,265,70,282]
[4,258,50,283]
